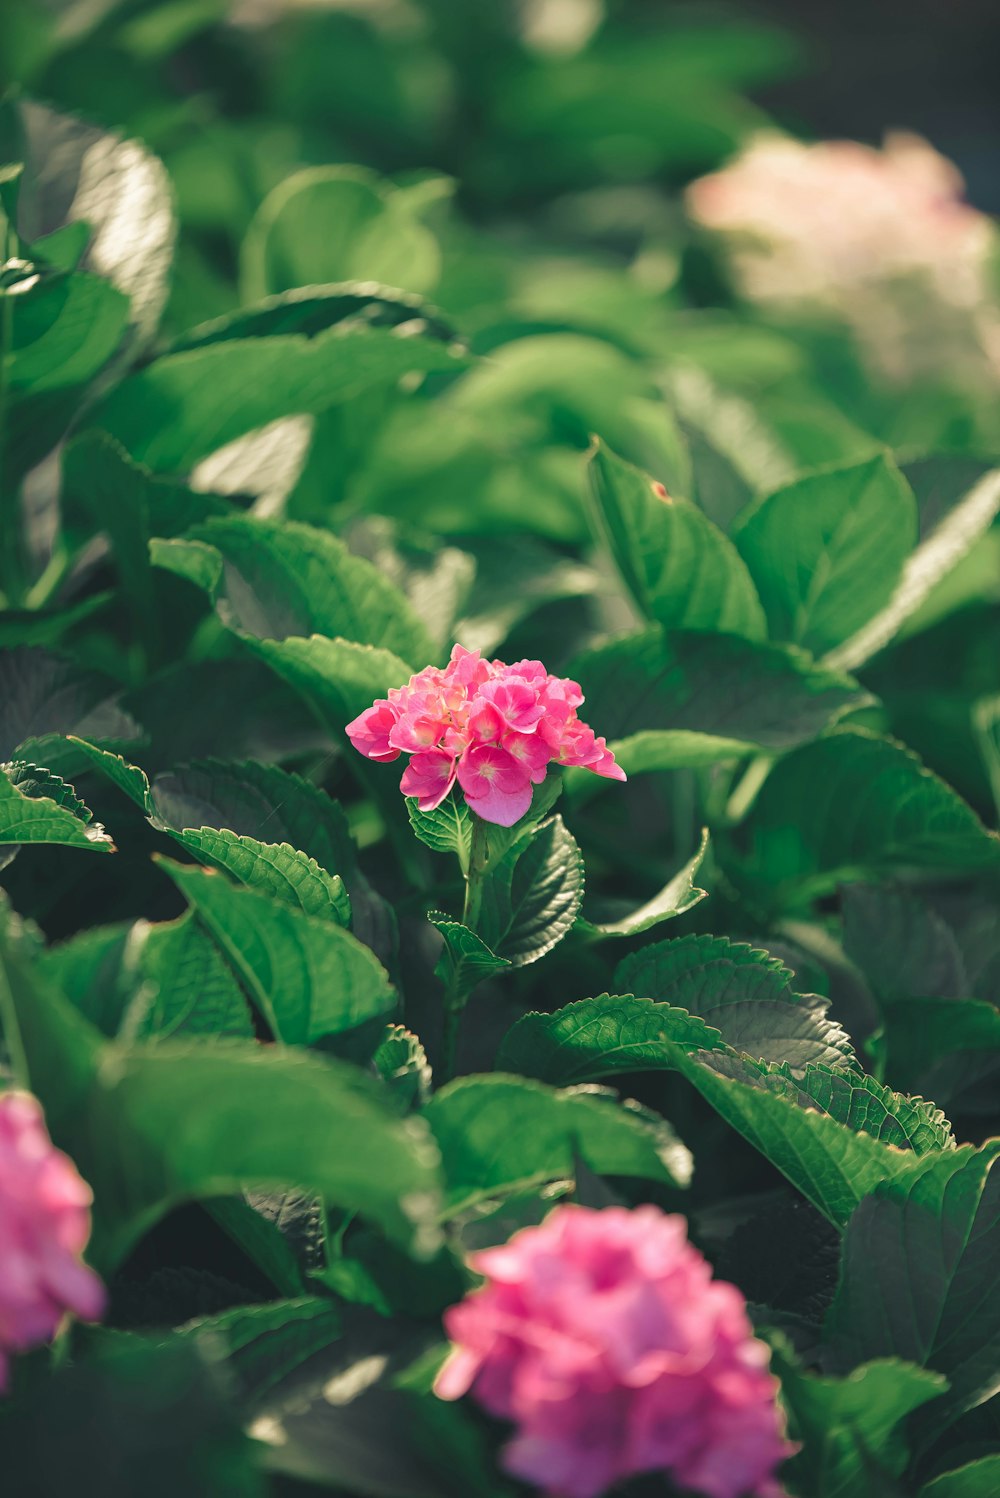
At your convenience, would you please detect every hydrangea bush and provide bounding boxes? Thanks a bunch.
[0,4,999,1497]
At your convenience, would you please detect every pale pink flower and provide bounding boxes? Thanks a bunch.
[346,645,624,828]
[436,1204,794,1498]
[0,1091,105,1392]
[687,131,1000,385]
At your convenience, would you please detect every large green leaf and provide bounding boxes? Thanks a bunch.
[732,729,1000,906]
[772,1344,947,1498]
[879,995,1000,1112]
[0,919,441,1267]
[665,1046,954,1227]
[0,646,139,761]
[828,1144,1000,1425]
[40,911,255,1042]
[248,635,412,735]
[733,455,918,654]
[477,814,585,967]
[586,440,766,638]
[241,166,440,301]
[160,859,395,1049]
[616,933,857,1072]
[922,1458,1000,1498]
[574,627,869,752]
[177,515,432,661]
[424,1074,692,1216]
[825,467,1000,672]
[89,323,466,473]
[577,828,710,938]
[841,883,969,1002]
[166,1298,343,1411]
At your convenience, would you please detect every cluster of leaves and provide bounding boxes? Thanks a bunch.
[0,3,999,1497]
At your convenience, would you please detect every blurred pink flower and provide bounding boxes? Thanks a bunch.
[347,645,625,828]
[687,132,1000,386]
[436,1204,794,1498]
[0,1091,105,1391]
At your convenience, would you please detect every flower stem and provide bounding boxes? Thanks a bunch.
[441,814,491,1083]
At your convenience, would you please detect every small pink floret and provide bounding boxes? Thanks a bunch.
[0,1091,105,1392]
[347,645,625,827]
[435,1204,794,1498]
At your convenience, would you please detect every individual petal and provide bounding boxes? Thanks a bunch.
[464,780,535,827]
[345,701,401,762]
[398,749,457,812]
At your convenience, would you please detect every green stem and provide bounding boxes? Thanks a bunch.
[440,814,491,1084]
[0,284,23,607]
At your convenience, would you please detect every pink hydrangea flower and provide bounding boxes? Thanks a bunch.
[436,1204,794,1498]
[0,1090,106,1391]
[346,645,625,828]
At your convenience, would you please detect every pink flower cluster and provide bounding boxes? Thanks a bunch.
[0,1091,105,1391]
[346,645,625,828]
[436,1205,794,1498]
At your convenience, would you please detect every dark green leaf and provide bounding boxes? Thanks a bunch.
[578,827,710,937]
[172,829,351,925]
[479,814,585,967]
[248,634,412,735]
[166,1297,343,1411]
[172,282,460,353]
[424,1074,692,1215]
[428,912,510,1002]
[0,646,139,761]
[921,1457,1000,1497]
[842,883,968,1002]
[374,1025,432,1110]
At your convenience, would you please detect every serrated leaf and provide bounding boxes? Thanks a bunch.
[733,455,918,654]
[496,993,725,1085]
[578,827,709,938]
[732,729,1000,907]
[241,166,440,301]
[89,323,466,474]
[427,912,510,1002]
[772,1344,947,1498]
[248,635,412,734]
[617,932,858,1072]
[1,920,442,1267]
[406,795,473,864]
[828,1143,1000,1425]
[665,1045,954,1227]
[424,1074,692,1215]
[574,627,870,752]
[68,738,155,814]
[172,829,351,926]
[587,440,766,638]
[181,515,433,661]
[159,858,395,1050]
[0,763,113,852]
[374,1026,432,1110]
[478,814,585,967]
[825,467,1000,672]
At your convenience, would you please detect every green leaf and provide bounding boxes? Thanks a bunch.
[241,166,440,301]
[0,762,113,851]
[345,516,475,657]
[172,829,351,926]
[732,729,1000,906]
[0,646,139,761]
[733,455,918,654]
[496,993,725,1085]
[973,693,1000,821]
[601,729,757,776]
[248,635,412,735]
[825,466,1000,672]
[172,282,460,354]
[772,1344,947,1498]
[616,932,858,1072]
[828,1143,1000,1424]
[180,515,433,661]
[159,858,395,1050]
[665,1046,954,1227]
[841,883,968,1002]
[67,738,156,814]
[879,996,1000,1111]
[166,1298,343,1411]
[40,912,255,1043]
[478,814,585,967]
[921,1457,1000,1498]
[574,627,870,752]
[424,1074,692,1216]
[373,1025,432,1110]
[578,827,710,938]
[89,323,467,474]
[407,795,473,864]
[586,440,766,638]
[427,912,510,1002]
[0,922,441,1266]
